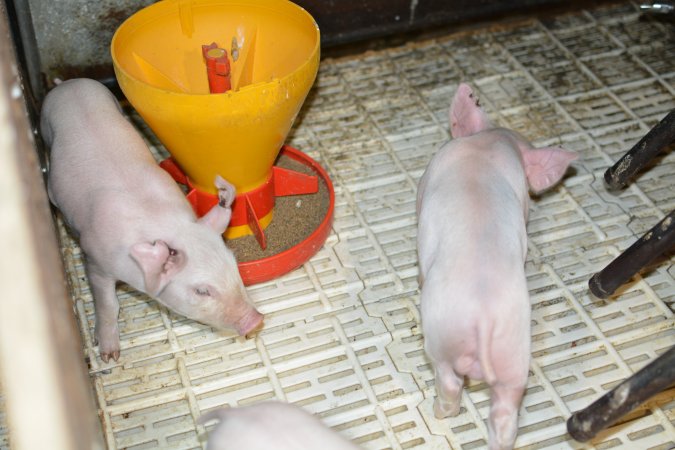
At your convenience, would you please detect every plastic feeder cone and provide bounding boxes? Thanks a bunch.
[112,0,333,285]
[111,0,320,243]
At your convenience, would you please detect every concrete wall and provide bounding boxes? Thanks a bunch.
[29,0,154,83]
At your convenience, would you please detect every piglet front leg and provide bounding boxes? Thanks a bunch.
[88,263,121,362]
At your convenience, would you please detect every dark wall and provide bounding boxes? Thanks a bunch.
[13,0,611,96]
[295,0,570,46]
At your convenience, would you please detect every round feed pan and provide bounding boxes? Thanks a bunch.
[238,146,334,285]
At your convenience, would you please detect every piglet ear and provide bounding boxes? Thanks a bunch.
[523,147,578,194]
[449,83,493,139]
[199,175,236,234]
[130,240,186,296]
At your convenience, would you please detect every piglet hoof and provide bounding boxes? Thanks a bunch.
[100,349,120,363]
[97,332,121,363]
[215,175,236,209]
[433,398,460,419]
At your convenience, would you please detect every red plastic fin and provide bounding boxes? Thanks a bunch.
[273,166,318,196]
[245,194,267,250]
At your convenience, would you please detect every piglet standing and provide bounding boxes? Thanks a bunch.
[41,78,263,362]
[198,401,360,450]
[417,83,576,449]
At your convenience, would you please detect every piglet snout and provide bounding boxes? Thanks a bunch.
[235,308,264,336]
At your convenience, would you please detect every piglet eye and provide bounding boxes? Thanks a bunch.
[195,287,211,296]
[169,248,177,256]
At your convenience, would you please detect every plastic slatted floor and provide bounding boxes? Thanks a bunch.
[3,2,674,449]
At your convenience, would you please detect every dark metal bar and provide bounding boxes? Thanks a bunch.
[604,109,675,190]
[5,0,44,106]
[567,345,675,442]
[589,210,675,299]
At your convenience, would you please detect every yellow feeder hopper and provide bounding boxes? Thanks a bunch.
[112,0,333,285]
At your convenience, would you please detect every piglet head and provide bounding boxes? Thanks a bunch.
[450,82,578,194]
[130,176,263,336]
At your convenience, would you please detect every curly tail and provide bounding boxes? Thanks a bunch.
[478,321,497,385]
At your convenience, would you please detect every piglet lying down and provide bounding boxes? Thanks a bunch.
[41,78,262,362]
[417,83,576,449]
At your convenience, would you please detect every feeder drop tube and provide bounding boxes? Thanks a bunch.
[202,42,231,93]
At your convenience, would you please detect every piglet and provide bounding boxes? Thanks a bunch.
[416,83,576,449]
[198,402,360,450]
[41,78,263,362]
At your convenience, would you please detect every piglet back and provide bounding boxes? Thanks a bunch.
[41,79,122,146]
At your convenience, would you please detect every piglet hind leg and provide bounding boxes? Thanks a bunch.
[433,362,464,419]
[488,384,525,450]
[88,266,121,362]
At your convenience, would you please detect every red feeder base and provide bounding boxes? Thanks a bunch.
[160,146,335,285]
